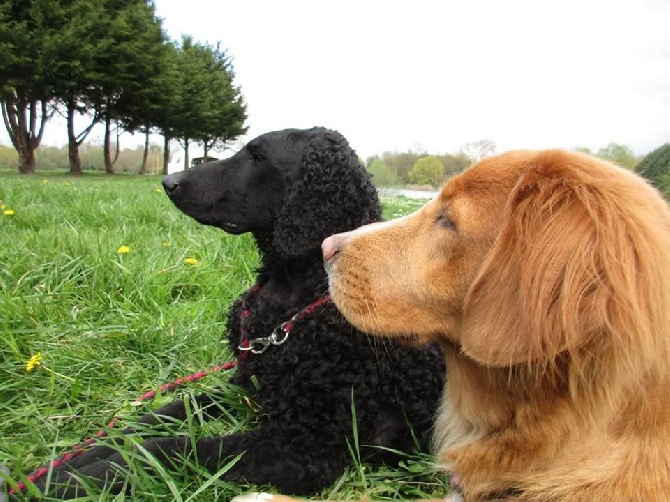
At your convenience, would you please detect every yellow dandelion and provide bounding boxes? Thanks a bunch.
[26,352,43,372]
[117,245,131,254]
[184,257,199,266]
[162,241,170,247]
[42,179,49,184]
[64,182,71,186]
[155,188,162,193]
[4,209,15,216]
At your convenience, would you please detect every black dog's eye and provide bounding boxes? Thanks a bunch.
[436,212,456,230]
[247,145,265,163]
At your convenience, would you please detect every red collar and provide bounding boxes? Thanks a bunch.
[238,294,331,355]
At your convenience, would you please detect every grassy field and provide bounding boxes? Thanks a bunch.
[0,170,445,500]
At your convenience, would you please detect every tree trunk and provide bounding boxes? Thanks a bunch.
[203,139,209,159]
[112,127,120,167]
[64,98,98,174]
[17,144,37,174]
[139,128,150,175]
[183,138,190,170]
[103,114,115,174]
[162,135,170,175]
[66,102,83,175]
[1,92,47,174]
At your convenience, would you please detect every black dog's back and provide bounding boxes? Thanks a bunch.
[31,128,444,498]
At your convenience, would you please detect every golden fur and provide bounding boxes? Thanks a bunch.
[236,150,670,501]
[322,150,670,501]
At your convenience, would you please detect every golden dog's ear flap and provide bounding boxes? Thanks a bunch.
[461,155,649,367]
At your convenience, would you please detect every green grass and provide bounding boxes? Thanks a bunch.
[0,170,445,500]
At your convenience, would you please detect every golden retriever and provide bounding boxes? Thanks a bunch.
[235,150,670,501]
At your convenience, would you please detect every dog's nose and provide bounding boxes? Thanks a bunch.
[322,235,342,261]
[162,174,180,195]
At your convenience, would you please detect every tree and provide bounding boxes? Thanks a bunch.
[436,152,472,178]
[636,143,670,194]
[171,36,247,168]
[98,0,165,174]
[367,158,399,187]
[460,139,496,163]
[595,142,638,170]
[37,0,112,174]
[192,44,247,157]
[408,156,445,187]
[381,151,423,185]
[144,40,183,175]
[0,0,65,173]
[46,0,166,174]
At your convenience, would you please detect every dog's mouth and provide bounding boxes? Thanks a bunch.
[218,221,245,234]
[188,215,244,234]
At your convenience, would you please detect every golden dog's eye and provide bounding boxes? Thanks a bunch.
[436,212,456,230]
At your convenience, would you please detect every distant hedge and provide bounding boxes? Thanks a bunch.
[637,143,670,194]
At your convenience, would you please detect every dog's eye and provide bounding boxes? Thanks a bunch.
[247,145,265,163]
[436,212,456,230]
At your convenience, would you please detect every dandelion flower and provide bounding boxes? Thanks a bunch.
[26,352,43,372]
[155,188,162,193]
[42,179,49,184]
[162,241,170,247]
[117,245,131,254]
[4,209,15,216]
[184,257,199,266]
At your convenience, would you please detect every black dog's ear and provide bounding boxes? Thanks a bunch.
[273,130,382,258]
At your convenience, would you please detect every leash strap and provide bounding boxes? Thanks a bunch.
[13,287,332,495]
[11,360,238,495]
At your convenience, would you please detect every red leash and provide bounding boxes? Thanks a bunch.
[11,360,238,495]
[11,291,331,495]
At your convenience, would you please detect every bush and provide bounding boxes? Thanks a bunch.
[408,156,445,187]
[367,159,400,187]
[637,143,670,194]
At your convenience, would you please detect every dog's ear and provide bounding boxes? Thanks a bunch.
[273,130,382,258]
[461,152,667,369]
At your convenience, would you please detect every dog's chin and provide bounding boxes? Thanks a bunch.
[339,309,425,346]
[217,221,246,234]
[189,216,246,235]
[386,333,423,345]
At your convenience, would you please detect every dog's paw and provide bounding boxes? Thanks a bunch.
[231,493,275,502]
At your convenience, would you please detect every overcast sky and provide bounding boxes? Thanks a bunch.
[5,0,669,159]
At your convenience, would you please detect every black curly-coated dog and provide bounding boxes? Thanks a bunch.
[31,127,445,498]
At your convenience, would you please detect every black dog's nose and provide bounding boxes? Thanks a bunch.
[162,174,180,195]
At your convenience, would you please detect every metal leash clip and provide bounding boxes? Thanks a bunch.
[239,321,290,354]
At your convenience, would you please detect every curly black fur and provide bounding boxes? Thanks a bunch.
[29,127,445,498]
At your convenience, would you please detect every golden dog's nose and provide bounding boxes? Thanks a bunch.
[322,235,342,261]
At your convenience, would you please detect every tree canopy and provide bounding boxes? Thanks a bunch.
[0,0,64,172]
[169,36,247,168]
[0,0,247,174]
[575,143,641,170]
[408,156,445,187]
[367,158,400,187]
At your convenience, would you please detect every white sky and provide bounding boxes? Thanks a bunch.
[4,0,670,158]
